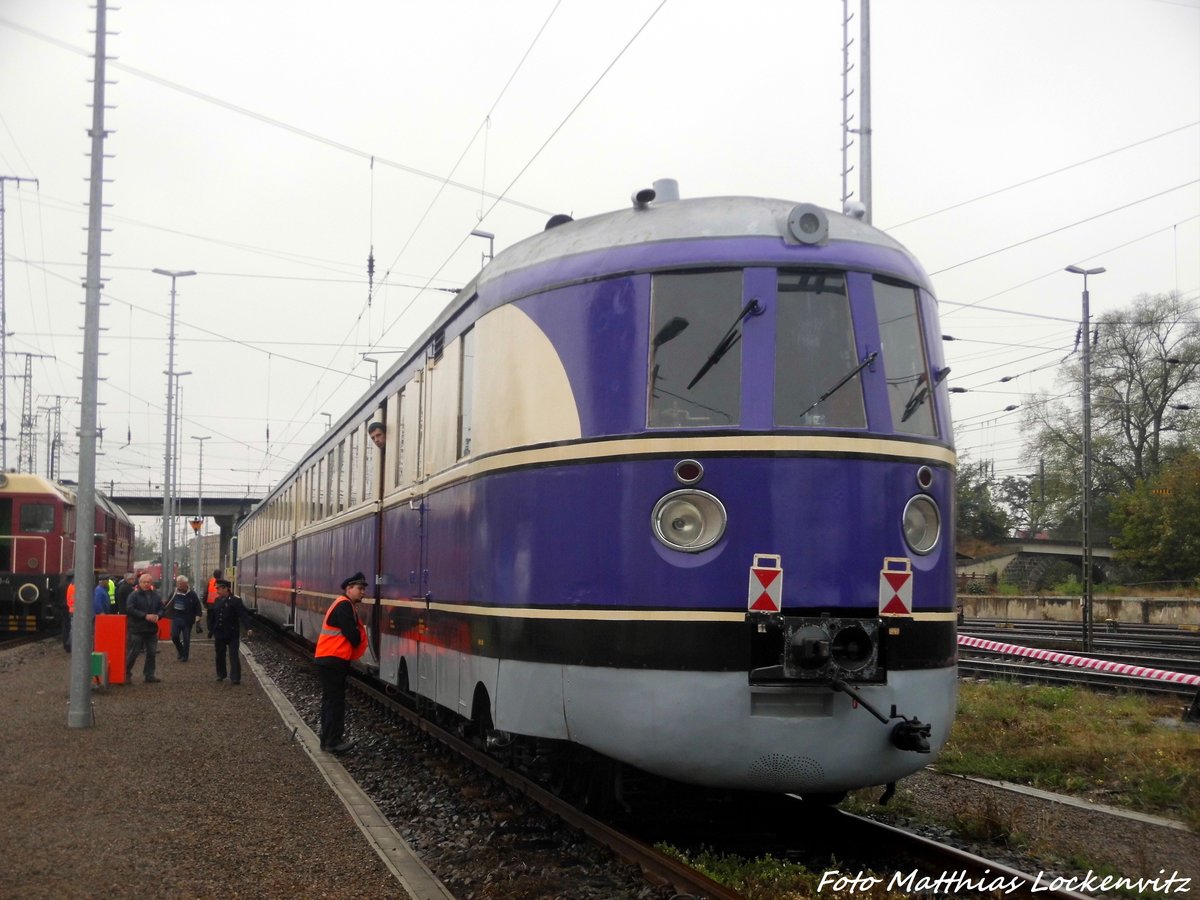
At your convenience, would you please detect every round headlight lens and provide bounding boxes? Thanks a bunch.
[652,490,727,552]
[902,495,941,554]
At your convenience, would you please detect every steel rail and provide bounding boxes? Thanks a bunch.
[823,808,1092,900]
[958,655,1199,696]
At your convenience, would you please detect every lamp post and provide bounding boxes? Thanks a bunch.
[192,434,209,579]
[470,229,495,268]
[152,268,195,586]
[1066,264,1105,653]
[171,370,190,579]
[360,354,379,384]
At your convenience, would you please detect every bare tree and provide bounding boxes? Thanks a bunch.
[1020,291,1199,533]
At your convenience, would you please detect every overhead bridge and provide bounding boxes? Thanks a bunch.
[103,483,266,574]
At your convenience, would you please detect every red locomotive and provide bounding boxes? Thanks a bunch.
[0,473,133,632]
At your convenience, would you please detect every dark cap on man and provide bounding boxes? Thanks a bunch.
[216,579,232,590]
[341,572,368,590]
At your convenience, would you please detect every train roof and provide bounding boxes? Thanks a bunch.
[0,472,75,501]
[484,195,922,291]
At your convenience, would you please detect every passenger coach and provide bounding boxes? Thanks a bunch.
[238,186,958,798]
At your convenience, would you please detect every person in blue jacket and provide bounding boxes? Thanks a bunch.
[167,576,203,662]
[92,575,110,616]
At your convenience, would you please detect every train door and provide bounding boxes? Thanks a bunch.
[409,368,435,700]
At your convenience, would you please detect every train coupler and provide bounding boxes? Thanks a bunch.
[890,718,932,754]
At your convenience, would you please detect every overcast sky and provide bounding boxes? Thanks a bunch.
[1,0,1197,522]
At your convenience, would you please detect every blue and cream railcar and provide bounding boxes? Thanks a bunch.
[238,188,958,796]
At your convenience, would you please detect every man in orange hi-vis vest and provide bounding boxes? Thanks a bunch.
[62,574,76,651]
[205,569,222,635]
[314,572,368,754]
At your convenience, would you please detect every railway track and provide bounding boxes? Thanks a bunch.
[265,623,1093,899]
[0,633,47,653]
[961,618,1200,658]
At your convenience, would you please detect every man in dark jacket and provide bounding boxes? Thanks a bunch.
[115,571,136,615]
[211,580,254,685]
[167,576,203,662]
[125,573,165,683]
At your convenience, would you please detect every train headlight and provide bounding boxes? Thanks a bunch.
[651,490,726,552]
[902,495,941,554]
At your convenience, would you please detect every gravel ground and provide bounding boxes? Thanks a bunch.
[0,637,403,900]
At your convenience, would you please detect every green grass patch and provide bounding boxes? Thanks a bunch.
[939,681,1200,830]
[653,846,912,900]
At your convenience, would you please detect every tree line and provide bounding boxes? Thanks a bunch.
[957,291,1200,585]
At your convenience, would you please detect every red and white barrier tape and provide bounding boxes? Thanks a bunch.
[958,634,1200,686]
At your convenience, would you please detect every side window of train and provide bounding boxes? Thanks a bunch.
[873,277,938,437]
[774,271,866,428]
[647,270,743,428]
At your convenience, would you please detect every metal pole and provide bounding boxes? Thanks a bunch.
[1066,264,1105,653]
[1,176,39,472]
[152,269,195,588]
[68,0,109,728]
[192,434,208,578]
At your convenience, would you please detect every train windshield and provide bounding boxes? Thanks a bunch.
[775,271,866,428]
[648,271,742,427]
[19,503,55,533]
[874,277,938,437]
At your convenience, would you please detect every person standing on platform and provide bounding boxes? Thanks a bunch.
[315,572,368,753]
[211,580,253,685]
[106,575,117,613]
[93,575,110,617]
[205,568,222,636]
[115,572,136,616]
[168,576,203,662]
[125,573,165,683]
[62,573,76,652]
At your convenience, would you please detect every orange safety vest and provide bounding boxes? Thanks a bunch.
[206,578,218,605]
[315,596,367,662]
[66,583,76,614]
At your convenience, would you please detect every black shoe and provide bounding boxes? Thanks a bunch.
[330,740,355,755]
[216,676,225,681]
[229,681,240,686]
[145,676,161,683]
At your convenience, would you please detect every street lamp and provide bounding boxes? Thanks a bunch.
[169,370,191,579]
[192,434,209,578]
[152,268,195,585]
[1065,263,1105,653]
[360,354,379,384]
[470,229,495,267]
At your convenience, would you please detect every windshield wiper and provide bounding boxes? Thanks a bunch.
[899,366,950,423]
[686,299,762,390]
[797,351,878,419]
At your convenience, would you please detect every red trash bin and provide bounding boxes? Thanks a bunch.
[157,615,171,640]
[94,614,128,685]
